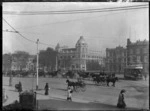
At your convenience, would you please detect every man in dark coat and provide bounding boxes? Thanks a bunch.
[44,83,49,95]
[9,75,13,86]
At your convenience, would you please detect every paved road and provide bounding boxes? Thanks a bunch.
[3,76,149,110]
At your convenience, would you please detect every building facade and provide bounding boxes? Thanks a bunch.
[11,55,36,71]
[106,46,127,74]
[127,38,149,74]
[56,36,104,71]
[26,56,36,71]
[3,54,12,73]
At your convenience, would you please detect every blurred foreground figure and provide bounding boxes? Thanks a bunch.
[117,89,126,108]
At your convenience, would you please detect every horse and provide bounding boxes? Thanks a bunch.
[66,79,76,90]
[92,74,106,85]
[106,77,118,87]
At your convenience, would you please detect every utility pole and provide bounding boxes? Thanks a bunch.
[36,39,39,90]
[56,54,58,71]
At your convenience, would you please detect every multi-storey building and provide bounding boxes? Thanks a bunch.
[106,46,127,74]
[127,38,149,74]
[26,56,36,71]
[55,36,104,71]
[11,55,36,71]
[3,54,12,73]
[11,57,21,71]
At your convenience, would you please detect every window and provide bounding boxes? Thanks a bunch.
[122,58,124,63]
[107,52,109,57]
[124,58,126,62]
[130,56,133,63]
[137,56,141,62]
[144,56,148,63]
[144,48,148,54]
[122,52,124,56]
[136,48,140,54]
[130,49,133,54]
[133,56,136,63]
[82,48,84,52]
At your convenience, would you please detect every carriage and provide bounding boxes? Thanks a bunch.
[91,72,118,87]
[92,73,106,86]
[66,78,86,92]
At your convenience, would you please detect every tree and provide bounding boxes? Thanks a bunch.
[86,60,101,71]
[12,51,30,70]
[39,47,57,71]
[61,56,72,70]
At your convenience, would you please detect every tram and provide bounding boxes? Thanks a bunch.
[124,65,143,80]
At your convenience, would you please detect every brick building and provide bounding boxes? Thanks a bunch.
[56,36,104,71]
[127,38,149,75]
[106,46,127,74]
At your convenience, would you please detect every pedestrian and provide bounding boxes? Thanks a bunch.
[117,89,126,108]
[18,81,22,94]
[67,87,73,101]
[44,83,49,95]
[9,75,12,86]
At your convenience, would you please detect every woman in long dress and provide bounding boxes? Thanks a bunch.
[117,89,126,108]
[44,83,49,95]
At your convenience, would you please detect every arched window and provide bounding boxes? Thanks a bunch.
[82,48,84,52]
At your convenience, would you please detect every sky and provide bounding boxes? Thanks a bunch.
[3,3,149,56]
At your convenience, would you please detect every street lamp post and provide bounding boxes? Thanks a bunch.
[36,39,39,90]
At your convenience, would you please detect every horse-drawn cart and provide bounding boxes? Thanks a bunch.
[66,78,86,93]
[74,80,86,92]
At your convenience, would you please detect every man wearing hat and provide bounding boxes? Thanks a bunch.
[117,89,126,108]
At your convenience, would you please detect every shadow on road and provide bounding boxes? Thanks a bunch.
[52,87,67,91]
[85,83,96,86]
[37,98,141,110]
[8,89,18,92]
[3,84,14,87]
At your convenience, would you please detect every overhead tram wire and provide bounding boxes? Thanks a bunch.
[3,4,148,15]
[3,18,55,48]
[12,10,134,30]
[4,6,148,15]
[3,29,127,41]
[3,4,148,14]
[3,18,36,44]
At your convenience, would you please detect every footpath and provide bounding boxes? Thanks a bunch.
[3,85,141,110]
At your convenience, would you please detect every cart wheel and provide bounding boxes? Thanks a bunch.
[81,86,86,92]
[81,83,86,92]
[75,86,80,93]
[96,82,99,86]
